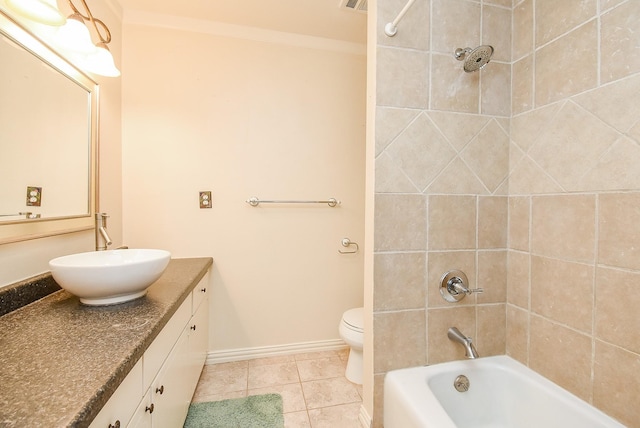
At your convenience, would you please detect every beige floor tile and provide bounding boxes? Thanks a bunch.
[297,357,346,382]
[301,377,361,409]
[248,355,296,367]
[248,383,307,413]
[206,360,248,372]
[193,366,247,397]
[308,403,362,428]
[284,410,311,428]
[248,362,300,389]
[294,350,340,361]
[191,389,246,403]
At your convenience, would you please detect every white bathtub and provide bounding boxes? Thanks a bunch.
[384,355,625,428]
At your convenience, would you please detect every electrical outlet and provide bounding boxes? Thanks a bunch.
[26,186,42,206]
[199,191,212,209]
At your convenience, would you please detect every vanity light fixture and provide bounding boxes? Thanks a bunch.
[5,0,66,26]
[55,0,120,77]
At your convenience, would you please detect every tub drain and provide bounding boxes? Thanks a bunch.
[454,375,470,392]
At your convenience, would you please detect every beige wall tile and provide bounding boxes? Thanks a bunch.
[530,256,594,333]
[599,192,640,270]
[482,5,511,63]
[478,251,507,304]
[375,152,421,193]
[373,373,385,428]
[528,102,619,191]
[431,53,480,113]
[572,74,640,134]
[531,194,596,263]
[461,121,510,193]
[578,136,640,192]
[535,0,596,47]
[374,252,427,311]
[535,21,598,106]
[510,102,561,153]
[508,196,529,251]
[385,113,457,190]
[426,157,489,195]
[376,47,429,108]
[428,306,476,363]
[601,0,640,84]
[595,267,640,354]
[507,250,530,309]
[506,304,529,363]
[377,0,430,50]
[479,196,508,249]
[593,341,640,427]
[529,315,593,401]
[374,107,420,156]
[427,251,476,308]
[431,0,481,54]
[477,304,506,356]
[512,55,533,115]
[481,62,511,117]
[428,195,477,250]
[373,310,427,372]
[513,0,533,60]
[428,111,491,151]
[374,194,427,251]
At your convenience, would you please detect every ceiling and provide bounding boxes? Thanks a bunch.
[115,0,367,44]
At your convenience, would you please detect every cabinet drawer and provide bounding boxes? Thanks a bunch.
[191,271,210,314]
[89,358,143,428]
[143,297,190,391]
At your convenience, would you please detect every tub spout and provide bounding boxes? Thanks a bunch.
[448,327,479,359]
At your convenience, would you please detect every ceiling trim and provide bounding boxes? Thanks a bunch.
[123,10,366,56]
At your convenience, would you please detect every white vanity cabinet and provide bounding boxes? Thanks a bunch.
[91,272,210,428]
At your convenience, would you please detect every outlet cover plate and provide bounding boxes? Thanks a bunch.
[26,186,42,206]
[199,191,212,209]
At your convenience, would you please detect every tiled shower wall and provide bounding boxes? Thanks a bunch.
[373,0,511,424]
[373,0,640,426]
[507,0,640,426]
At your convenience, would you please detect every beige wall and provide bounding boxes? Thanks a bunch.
[373,0,640,426]
[121,20,366,353]
[0,0,123,286]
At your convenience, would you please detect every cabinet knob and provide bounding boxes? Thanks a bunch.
[108,422,120,428]
[156,385,164,395]
[200,288,207,293]
[190,325,197,331]
[145,403,155,414]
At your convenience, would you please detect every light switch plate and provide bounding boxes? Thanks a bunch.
[199,191,212,209]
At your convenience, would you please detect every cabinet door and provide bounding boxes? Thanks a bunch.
[186,296,209,390]
[127,391,152,428]
[89,359,143,428]
[151,325,192,428]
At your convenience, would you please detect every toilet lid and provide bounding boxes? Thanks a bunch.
[342,307,363,332]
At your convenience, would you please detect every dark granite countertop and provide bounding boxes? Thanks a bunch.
[0,257,213,428]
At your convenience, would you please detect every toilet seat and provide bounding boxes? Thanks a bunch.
[341,307,363,333]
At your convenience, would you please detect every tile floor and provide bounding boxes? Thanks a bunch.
[191,349,363,427]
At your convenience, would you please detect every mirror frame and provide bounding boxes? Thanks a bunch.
[0,10,98,245]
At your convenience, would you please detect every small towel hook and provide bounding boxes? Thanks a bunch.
[339,238,359,254]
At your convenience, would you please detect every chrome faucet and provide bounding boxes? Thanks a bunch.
[448,327,479,359]
[95,213,113,251]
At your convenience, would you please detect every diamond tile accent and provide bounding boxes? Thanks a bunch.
[460,120,510,193]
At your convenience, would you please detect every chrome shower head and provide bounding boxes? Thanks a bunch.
[454,45,494,72]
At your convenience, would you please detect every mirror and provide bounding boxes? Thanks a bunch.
[0,10,97,244]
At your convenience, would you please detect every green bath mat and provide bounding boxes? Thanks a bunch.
[184,394,284,428]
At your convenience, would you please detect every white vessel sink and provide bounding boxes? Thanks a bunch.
[49,249,171,306]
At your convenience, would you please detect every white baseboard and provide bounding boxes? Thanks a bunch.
[206,339,348,365]
[358,404,372,428]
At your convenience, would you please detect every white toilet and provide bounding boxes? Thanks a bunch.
[339,307,364,385]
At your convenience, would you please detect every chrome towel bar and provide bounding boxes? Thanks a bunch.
[246,197,340,207]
